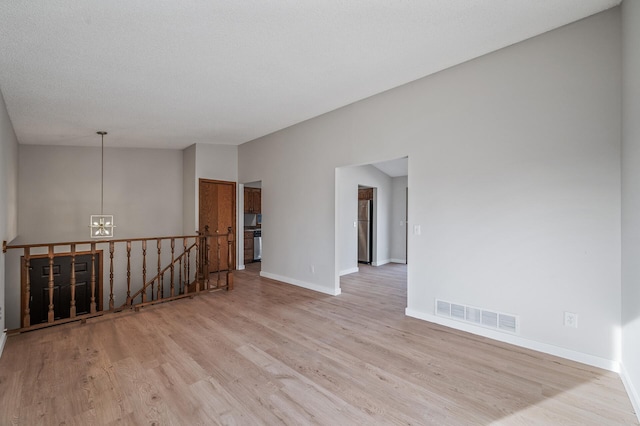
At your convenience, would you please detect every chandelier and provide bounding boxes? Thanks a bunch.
[89,131,115,238]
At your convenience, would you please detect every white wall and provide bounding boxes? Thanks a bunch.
[17,145,183,242]
[0,88,19,353]
[4,144,184,330]
[390,176,408,263]
[182,143,238,233]
[621,0,640,415]
[239,9,622,368]
[182,144,196,234]
[337,164,393,276]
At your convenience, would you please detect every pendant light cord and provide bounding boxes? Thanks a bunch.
[97,131,107,216]
[101,132,104,216]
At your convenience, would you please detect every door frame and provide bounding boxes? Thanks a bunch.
[21,250,104,327]
[198,178,237,270]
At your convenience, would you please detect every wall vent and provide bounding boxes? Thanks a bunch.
[435,299,519,334]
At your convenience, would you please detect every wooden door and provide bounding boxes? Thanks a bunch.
[199,179,236,271]
[25,252,102,325]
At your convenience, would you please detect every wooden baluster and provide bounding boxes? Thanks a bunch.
[217,235,221,288]
[23,248,31,327]
[70,244,77,318]
[186,239,191,294]
[109,241,115,310]
[142,240,147,303]
[227,227,234,291]
[126,241,132,305]
[205,227,210,290]
[194,234,200,293]
[182,238,187,294]
[170,238,175,297]
[90,243,97,313]
[47,245,55,322]
[157,239,162,300]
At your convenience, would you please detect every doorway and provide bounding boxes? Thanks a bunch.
[357,186,374,265]
[243,180,262,272]
[199,179,237,271]
[335,156,408,308]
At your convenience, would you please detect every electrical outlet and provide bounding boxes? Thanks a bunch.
[564,311,578,328]
[310,265,315,274]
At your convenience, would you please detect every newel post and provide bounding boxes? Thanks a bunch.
[227,226,234,291]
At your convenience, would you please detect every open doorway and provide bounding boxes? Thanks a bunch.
[243,180,262,273]
[335,156,408,309]
[357,185,374,265]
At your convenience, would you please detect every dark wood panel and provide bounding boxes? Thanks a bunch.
[25,253,102,325]
[358,188,373,200]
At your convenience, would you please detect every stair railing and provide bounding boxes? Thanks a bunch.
[2,227,235,332]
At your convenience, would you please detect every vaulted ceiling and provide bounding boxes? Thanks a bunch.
[0,0,620,149]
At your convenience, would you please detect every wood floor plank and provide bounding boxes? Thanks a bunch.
[0,262,637,425]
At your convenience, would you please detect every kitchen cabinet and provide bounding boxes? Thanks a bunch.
[244,188,261,214]
[358,188,373,200]
[244,230,254,264]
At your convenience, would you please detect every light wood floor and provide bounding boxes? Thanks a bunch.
[0,262,637,425]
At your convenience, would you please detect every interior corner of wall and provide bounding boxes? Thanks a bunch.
[0,332,6,359]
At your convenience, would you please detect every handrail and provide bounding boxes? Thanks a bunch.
[126,241,197,305]
[3,233,229,252]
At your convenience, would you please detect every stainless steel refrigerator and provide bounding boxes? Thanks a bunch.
[358,200,372,264]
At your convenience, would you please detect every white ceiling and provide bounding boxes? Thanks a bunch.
[372,157,408,178]
[0,0,620,149]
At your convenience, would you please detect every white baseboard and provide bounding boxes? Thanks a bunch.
[339,267,359,276]
[0,332,6,359]
[390,258,406,264]
[260,271,341,296]
[372,259,390,266]
[237,265,246,271]
[621,363,640,422]
[405,308,619,372]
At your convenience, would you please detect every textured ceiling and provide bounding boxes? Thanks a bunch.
[0,0,620,149]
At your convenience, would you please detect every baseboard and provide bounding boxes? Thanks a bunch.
[621,363,640,422]
[237,265,246,271]
[339,267,359,276]
[260,271,341,296]
[390,258,406,264]
[372,259,390,266]
[405,308,619,372]
[0,331,6,359]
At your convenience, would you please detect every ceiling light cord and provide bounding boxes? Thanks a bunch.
[101,131,104,215]
[97,131,107,216]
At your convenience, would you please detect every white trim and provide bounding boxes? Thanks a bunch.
[405,308,619,372]
[372,259,390,266]
[390,258,406,264]
[339,267,359,276]
[260,271,341,296]
[0,332,6,359]
[237,265,246,271]
[621,363,640,422]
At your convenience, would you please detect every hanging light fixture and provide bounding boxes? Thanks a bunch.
[89,131,115,238]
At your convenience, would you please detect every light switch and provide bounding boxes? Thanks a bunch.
[354,221,357,228]
[414,225,421,235]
